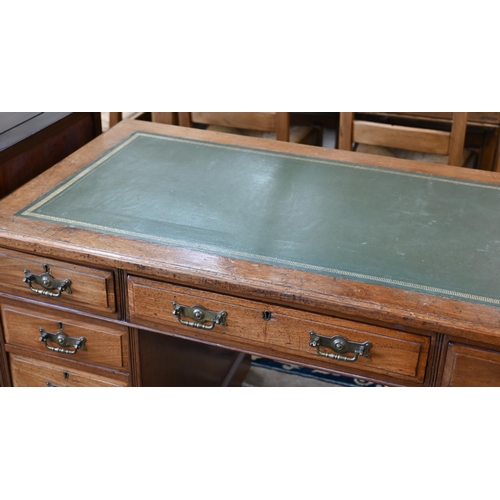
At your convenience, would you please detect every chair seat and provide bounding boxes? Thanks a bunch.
[355,143,474,167]
[206,124,315,144]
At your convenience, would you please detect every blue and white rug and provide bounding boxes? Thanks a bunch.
[245,356,385,387]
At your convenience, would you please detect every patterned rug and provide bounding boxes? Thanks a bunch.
[244,356,385,387]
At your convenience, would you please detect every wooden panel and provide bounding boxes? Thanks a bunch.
[441,343,500,386]
[138,329,250,387]
[1,302,129,371]
[128,276,430,382]
[128,275,267,342]
[190,112,277,132]
[0,248,117,316]
[353,121,451,154]
[9,354,128,387]
[389,112,500,126]
[266,309,430,382]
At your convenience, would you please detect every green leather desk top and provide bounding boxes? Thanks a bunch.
[17,131,500,307]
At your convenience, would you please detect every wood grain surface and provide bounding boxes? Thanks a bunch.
[9,354,128,387]
[1,301,129,371]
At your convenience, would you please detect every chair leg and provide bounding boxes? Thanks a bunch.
[338,112,354,150]
[448,112,467,166]
[109,112,123,127]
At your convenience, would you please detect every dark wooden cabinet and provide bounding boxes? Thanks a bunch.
[0,112,101,199]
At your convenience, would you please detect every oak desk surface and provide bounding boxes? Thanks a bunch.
[1,120,500,366]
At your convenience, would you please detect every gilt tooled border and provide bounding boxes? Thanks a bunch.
[19,131,500,306]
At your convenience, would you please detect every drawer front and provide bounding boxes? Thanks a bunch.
[1,303,129,371]
[9,355,128,387]
[128,276,430,382]
[266,310,429,382]
[0,248,116,316]
[128,276,266,341]
[441,343,500,386]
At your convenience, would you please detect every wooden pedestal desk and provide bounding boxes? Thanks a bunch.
[0,120,499,387]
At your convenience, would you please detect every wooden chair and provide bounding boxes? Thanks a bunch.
[338,112,470,167]
[176,112,321,145]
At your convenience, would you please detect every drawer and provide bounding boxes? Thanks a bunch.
[441,343,500,386]
[128,276,430,383]
[128,276,267,341]
[9,354,128,387]
[266,308,430,382]
[1,302,129,371]
[0,248,116,316]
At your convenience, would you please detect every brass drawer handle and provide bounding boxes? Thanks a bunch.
[24,265,72,298]
[309,331,372,363]
[39,323,87,355]
[172,301,227,330]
